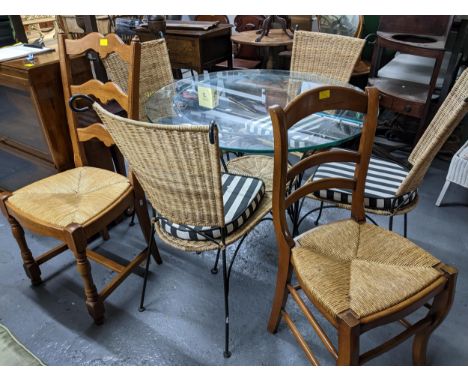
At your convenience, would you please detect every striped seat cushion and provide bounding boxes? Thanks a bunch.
[159,173,265,241]
[311,156,417,211]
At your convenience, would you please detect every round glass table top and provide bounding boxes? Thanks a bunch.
[146,69,364,153]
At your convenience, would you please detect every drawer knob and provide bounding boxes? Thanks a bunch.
[404,105,412,113]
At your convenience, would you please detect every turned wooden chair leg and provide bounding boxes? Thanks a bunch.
[267,265,293,333]
[9,216,42,285]
[66,223,105,325]
[337,310,360,366]
[1,193,41,285]
[413,267,457,365]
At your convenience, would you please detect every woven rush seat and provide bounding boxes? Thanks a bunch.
[159,173,265,240]
[6,167,131,228]
[293,219,441,320]
[310,155,418,211]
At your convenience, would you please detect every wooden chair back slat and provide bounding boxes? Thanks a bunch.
[71,80,130,113]
[287,150,360,182]
[284,86,368,130]
[285,178,356,209]
[76,123,115,147]
[64,32,133,62]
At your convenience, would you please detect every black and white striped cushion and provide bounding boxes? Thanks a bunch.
[312,156,417,211]
[159,173,265,241]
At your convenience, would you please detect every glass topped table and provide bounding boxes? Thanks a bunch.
[146,69,364,154]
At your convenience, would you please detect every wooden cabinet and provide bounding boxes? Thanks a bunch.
[0,50,75,191]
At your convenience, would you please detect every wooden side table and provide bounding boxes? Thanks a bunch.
[231,29,294,69]
[165,24,233,75]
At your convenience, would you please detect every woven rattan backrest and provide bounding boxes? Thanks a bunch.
[270,86,379,247]
[103,38,174,121]
[59,32,141,167]
[290,31,365,83]
[92,102,225,228]
[398,69,468,195]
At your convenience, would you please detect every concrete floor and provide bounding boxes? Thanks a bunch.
[0,157,467,365]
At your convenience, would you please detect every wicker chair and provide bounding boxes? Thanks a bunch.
[268,84,457,365]
[227,31,365,198]
[103,38,174,121]
[306,68,468,237]
[80,98,272,358]
[291,30,365,82]
[0,32,161,325]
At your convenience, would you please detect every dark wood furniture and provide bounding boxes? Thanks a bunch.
[0,50,74,191]
[369,16,454,142]
[255,15,293,42]
[216,15,265,71]
[194,15,229,24]
[0,32,161,325]
[165,23,233,75]
[231,29,294,69]
[268,84,457,365]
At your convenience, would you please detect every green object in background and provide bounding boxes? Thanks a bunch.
[362,15,380,61]
[0,324,44,366]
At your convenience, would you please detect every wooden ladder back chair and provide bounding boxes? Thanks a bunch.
[85,99,271,357]
[268,85,458,365]
[0,32,161,326]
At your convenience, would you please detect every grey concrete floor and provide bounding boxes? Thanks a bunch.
[0,157,467,365]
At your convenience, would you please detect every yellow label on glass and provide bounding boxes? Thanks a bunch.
[198,85,219,109]
[319,90,330,100]
[99,38,108,47]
